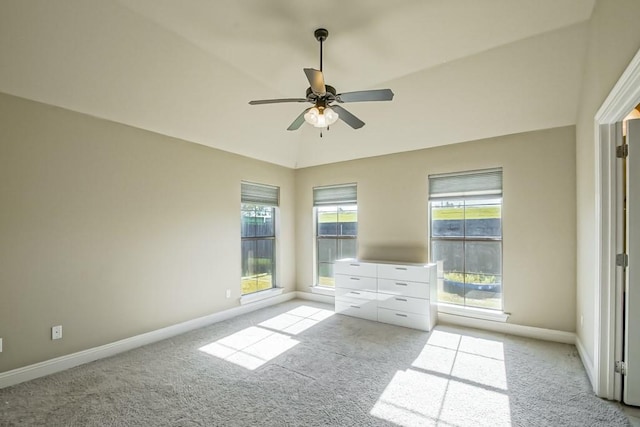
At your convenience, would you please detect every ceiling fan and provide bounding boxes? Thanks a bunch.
[248,28,394,132]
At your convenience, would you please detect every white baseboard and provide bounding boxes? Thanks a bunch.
[0,291,297,389]
[438,313,576,344]
[294,290,334,305]
[2,291,579,390]
[575,336,596,390]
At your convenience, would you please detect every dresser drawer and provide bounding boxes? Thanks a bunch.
[335,300,378,322]
[377,263,430,283]
[377,293,428,315]
[377,307,430,331]
[335,288,377,303]
[335,274,377,292]
[378,278,429,299]
[334,260,377,278]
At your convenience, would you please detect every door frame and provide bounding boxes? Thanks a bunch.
[594,47,640,399]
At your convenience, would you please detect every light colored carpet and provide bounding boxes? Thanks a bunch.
[0,299,631,426]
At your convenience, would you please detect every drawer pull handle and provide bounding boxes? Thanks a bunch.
[395,313,408,318]
[395,267,408,271]
[395,298,407,302]
[350,305,360,309]
[350,291,361,295]
[350,277,360,281]
[395,282,408,286]
[350,264,360,267]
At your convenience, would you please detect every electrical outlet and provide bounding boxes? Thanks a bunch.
[51,325,62,340]
[226,289,231,298]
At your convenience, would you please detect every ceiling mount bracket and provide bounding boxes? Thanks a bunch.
[314,28,328,42]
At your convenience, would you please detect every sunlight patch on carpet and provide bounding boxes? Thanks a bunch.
[372,329,511,426]
[258,306,334,335]
[370,369,447,426]
[199,306,333,370]
[199,326,299,370]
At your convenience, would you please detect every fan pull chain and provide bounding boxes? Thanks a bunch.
[319,126,331,138]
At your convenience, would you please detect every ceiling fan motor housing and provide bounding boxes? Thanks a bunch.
[306,85,336,101]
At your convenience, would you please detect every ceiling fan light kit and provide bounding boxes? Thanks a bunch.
[248,28,394,132]
[304,105,339,128]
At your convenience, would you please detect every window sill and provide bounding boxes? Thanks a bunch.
[438,303,509,322]
[240,288,284,305]
[310,286,335,296]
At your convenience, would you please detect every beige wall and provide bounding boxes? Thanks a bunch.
[575,0,640,367]
[0,93,296,373]
[296,126,577,332]
[9,18,627,370]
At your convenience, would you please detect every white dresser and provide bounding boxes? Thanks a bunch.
[334,259,437,331]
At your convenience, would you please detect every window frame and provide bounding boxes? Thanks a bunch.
[428,169,504,312]
[312,183,358,288]
[315,204,358,287]
[241,182,279,296]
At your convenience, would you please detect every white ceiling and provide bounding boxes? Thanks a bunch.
[0,0,595,168]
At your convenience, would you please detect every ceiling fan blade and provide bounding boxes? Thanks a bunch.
[249,98,308,105]
[287,108,311,131]
[303,68,326,96]
[331,105,365,129]
[336,89,394,103]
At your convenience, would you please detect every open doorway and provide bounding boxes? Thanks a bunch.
[594,48,640,401]
[620,108,640,406]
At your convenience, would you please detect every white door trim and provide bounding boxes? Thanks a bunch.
[594,47,640,399]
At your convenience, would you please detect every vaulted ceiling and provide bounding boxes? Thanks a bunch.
[0,0,595,168]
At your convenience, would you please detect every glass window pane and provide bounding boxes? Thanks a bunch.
[465,199,501,238]
[318,238,337,264]
[316,203,357,287]
[318,207,338,236]
[432,240,464,275]
[241,240,255,277]
[338,205,357,236]
[465,241,501,276]
[338,239,357,260]
[433,240,465,306]
[318,262,334,287]
[463,273,502,310]
[254,206,275,237]
[256,239,274,275]
[255,239,274,291]
[431,200,464,237]
[241,205,256,238]
[241,240,257,295]
[430,194,502,310]
[241,203,276,295]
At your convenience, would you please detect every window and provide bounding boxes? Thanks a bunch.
[241,182,279,295]
[429,169,503,310]
[314,184,357,287]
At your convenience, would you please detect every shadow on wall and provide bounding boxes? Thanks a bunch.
[360,244,428,264]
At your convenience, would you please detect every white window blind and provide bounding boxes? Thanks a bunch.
[429,168,502,199]
[241,182,279,206]
[313,183,357,206]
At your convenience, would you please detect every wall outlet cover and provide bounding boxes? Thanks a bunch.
[52,325,63,340]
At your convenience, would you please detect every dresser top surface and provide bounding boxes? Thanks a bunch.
[336,258,435,268]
